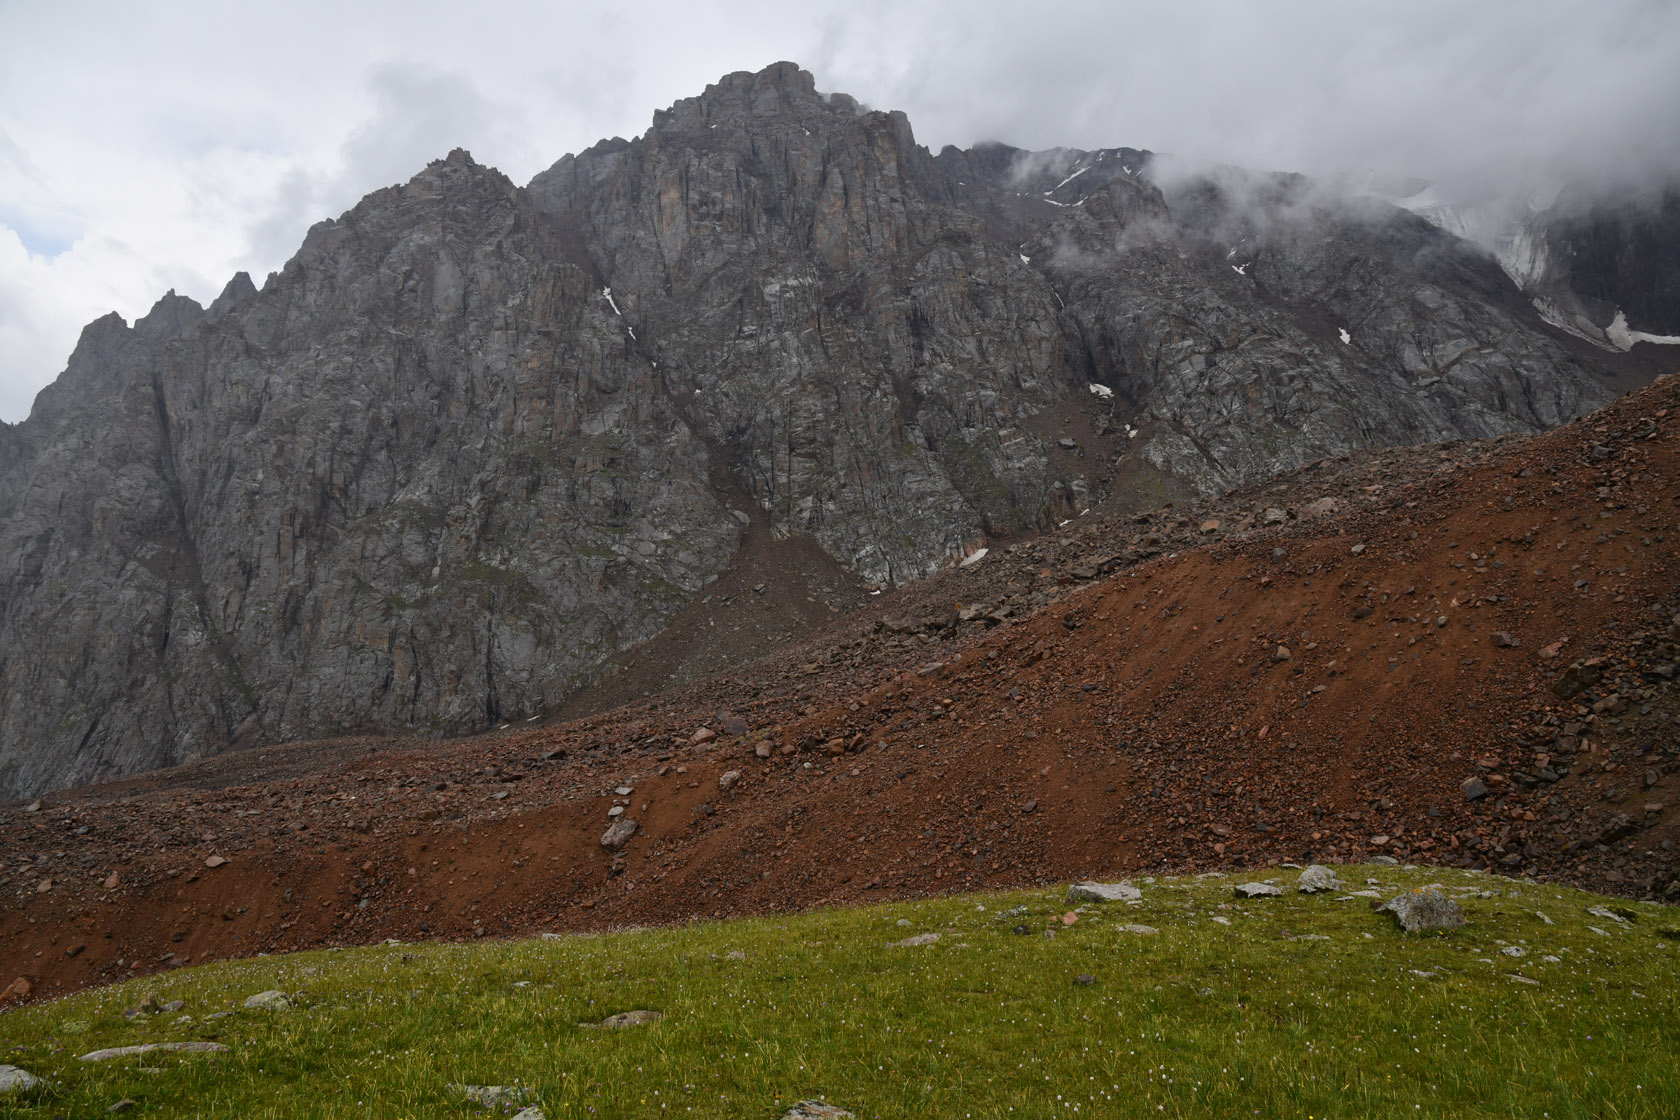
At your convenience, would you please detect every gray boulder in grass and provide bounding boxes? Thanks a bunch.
[781,1104,856,1119]
[450,1084,535,1108]
[243,990,290,1010]
[1297,865,1343,893]
[1069,881,1142,902]
[580,1009,662,1029]
[1379,887,1466,932]
[79,1041,227,1063]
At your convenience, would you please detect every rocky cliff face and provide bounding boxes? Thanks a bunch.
[1399,181,1680,350]
[0,62,1627,795]
[0,153,739,794]
[1540,186,1680,342]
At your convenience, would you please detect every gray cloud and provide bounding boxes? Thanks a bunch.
[341,63,508,192]
[812,0,1680,199]
[245,62,519,267]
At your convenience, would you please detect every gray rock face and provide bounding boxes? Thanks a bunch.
[1379,888,1467,932]
[0,1065,41,1092]
[1547,186,1680,336]
[0,62,1620,795]
[1045,163,1608,495]
[1364,180,1680,352]
[527,64,1082,584]
[1235,882,1284,898]
[0,154,739,797]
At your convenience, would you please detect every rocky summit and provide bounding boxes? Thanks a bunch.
[0,62,1661,796]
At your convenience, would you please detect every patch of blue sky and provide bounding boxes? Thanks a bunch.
[0,211,78,259]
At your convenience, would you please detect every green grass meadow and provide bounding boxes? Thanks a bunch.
[1,864,1675,1118]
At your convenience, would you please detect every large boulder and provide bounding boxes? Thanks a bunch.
[243,990,290,1011]
[1379,888,1466,932]
[1296,865,1343,894]
[1069,880,1142,903]
[0,1066,41,1092]
[600,818,639,850]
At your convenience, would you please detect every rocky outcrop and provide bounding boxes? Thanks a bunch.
[0,63,1628,795]
[528,64,1082,581]
[0,153,738,794]
[1013,159,1608,489]
[1542,186,1680,338]
[1401,180,1680,349]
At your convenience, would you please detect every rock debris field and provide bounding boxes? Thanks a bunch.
[3,375,1680,1005]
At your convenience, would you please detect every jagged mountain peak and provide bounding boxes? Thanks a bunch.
[660,60,825,123]
[133,289,205,341]
[0,63,1658,797]
[208,271,258,321]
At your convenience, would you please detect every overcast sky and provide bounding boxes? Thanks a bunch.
[3,0,1678,421]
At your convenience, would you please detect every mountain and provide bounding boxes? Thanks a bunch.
[0,62,1655,797]
[5,371,1678,1001]
[1391,180,1680,351]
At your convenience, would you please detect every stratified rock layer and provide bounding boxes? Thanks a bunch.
[0,63,1619,795]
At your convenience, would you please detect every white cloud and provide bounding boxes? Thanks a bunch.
[2,0,1678,420]
[242,61,525,266]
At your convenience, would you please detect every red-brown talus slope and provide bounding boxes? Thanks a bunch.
[3,375,1678,1006]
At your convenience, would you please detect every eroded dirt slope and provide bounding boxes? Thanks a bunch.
[4,376,1679,1005]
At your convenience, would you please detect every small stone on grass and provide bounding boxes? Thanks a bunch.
[451,1084,535,1108]
[79,1042,227,1063]
[890,932,940,948]
[781,1103,855,1119]
[580,1010,662,1029]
